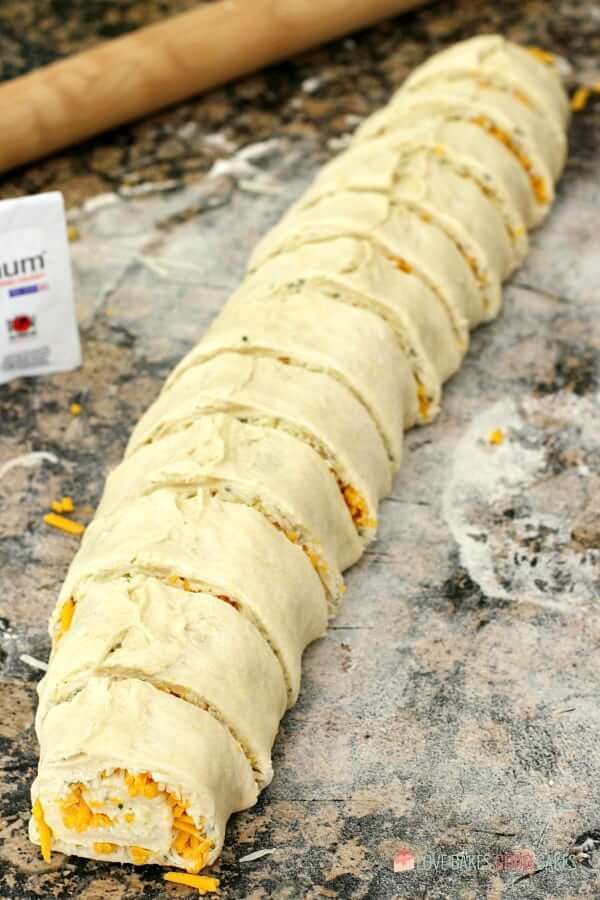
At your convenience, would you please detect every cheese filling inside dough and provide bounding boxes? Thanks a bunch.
[468,115,549,205]
[57,771,214,872]
[34,771,215,873]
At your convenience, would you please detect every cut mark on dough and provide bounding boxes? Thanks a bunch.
[250,228,469,353]
[134,400,377,540]
[57,574,294,704]
[468,115,549,206]
[53,669,269,789]
[395,200,494,314]
[174,484,343,607]
[409,72,536,110]
[260,277,440,423]
[444,392,600,611]
[132,403,376,541]
[174,345,400,466]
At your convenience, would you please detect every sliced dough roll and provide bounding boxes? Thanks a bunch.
[31,677,258,872]
[164,291,416,468]
[37,576,287,788]
[234,236,464,423]
[127,353,390,538]
[379,88,557,224]
[247,189,474,338]
[97,414,362,600]
[403,35,569,136]
[51,489,328,701]
[352,116,533,237]
[297,145,514,319]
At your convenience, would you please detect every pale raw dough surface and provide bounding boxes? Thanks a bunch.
[98,413,362,598]
[54,489,328,700]
[166,290,417,465]
[236,235,464,420]
[128,352,391,528]
[37,576,287,786]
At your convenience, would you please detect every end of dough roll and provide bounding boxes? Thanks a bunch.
[31,677,258,872]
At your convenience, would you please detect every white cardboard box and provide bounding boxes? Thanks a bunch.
[0,191,81,385]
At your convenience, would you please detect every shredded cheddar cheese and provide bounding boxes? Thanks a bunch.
[169,575,192,591]
[129,846,152,865]
[526,47,555,65]
[57,598,75,639]
[51,496,75,514]
[91,770,213,872]
[125,771,159,798]
[164,873,220,895]
[477,77,532,108]
[488,428,505,446]
[394,257,413,274]
[32,799,53,863]
[94,842,117,854]
[281,527,324,575]
[571,87,590,112]
[60,785,113,832]
[417,383,432,422]
[53,770,214,873]
[342,484,376,530]
[44,513,85,536]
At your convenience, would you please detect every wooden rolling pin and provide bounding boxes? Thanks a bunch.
[0,0,429,174]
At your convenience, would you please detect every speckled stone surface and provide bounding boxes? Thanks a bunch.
[1,1,600,898]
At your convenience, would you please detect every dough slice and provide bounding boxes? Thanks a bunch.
[164,290,416,468]
[127,353,390,538]
[352,116,534,235]
[374,88,556,224]
[52,489,328,701]
[247,189,474,337]
[297,145,514,319]
[403,35,569,136]
[37,576,287,787]
[396,78,566,181]
[31,677,258,872]
[235,235,464,422]
[98,413,362,599]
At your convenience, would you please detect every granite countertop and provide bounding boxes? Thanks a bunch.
[1,1,600,898]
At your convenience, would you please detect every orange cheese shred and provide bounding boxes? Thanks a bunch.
[394,257,413,274]
[44,512,85,536]
[32,799,53,863]
[526,47,555,65]
[93,842,117,854]
[571,87,590,112]
[164,873,220,895]
[57,598,76,638]
[469,115,549,205]
[129,846,152,865]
